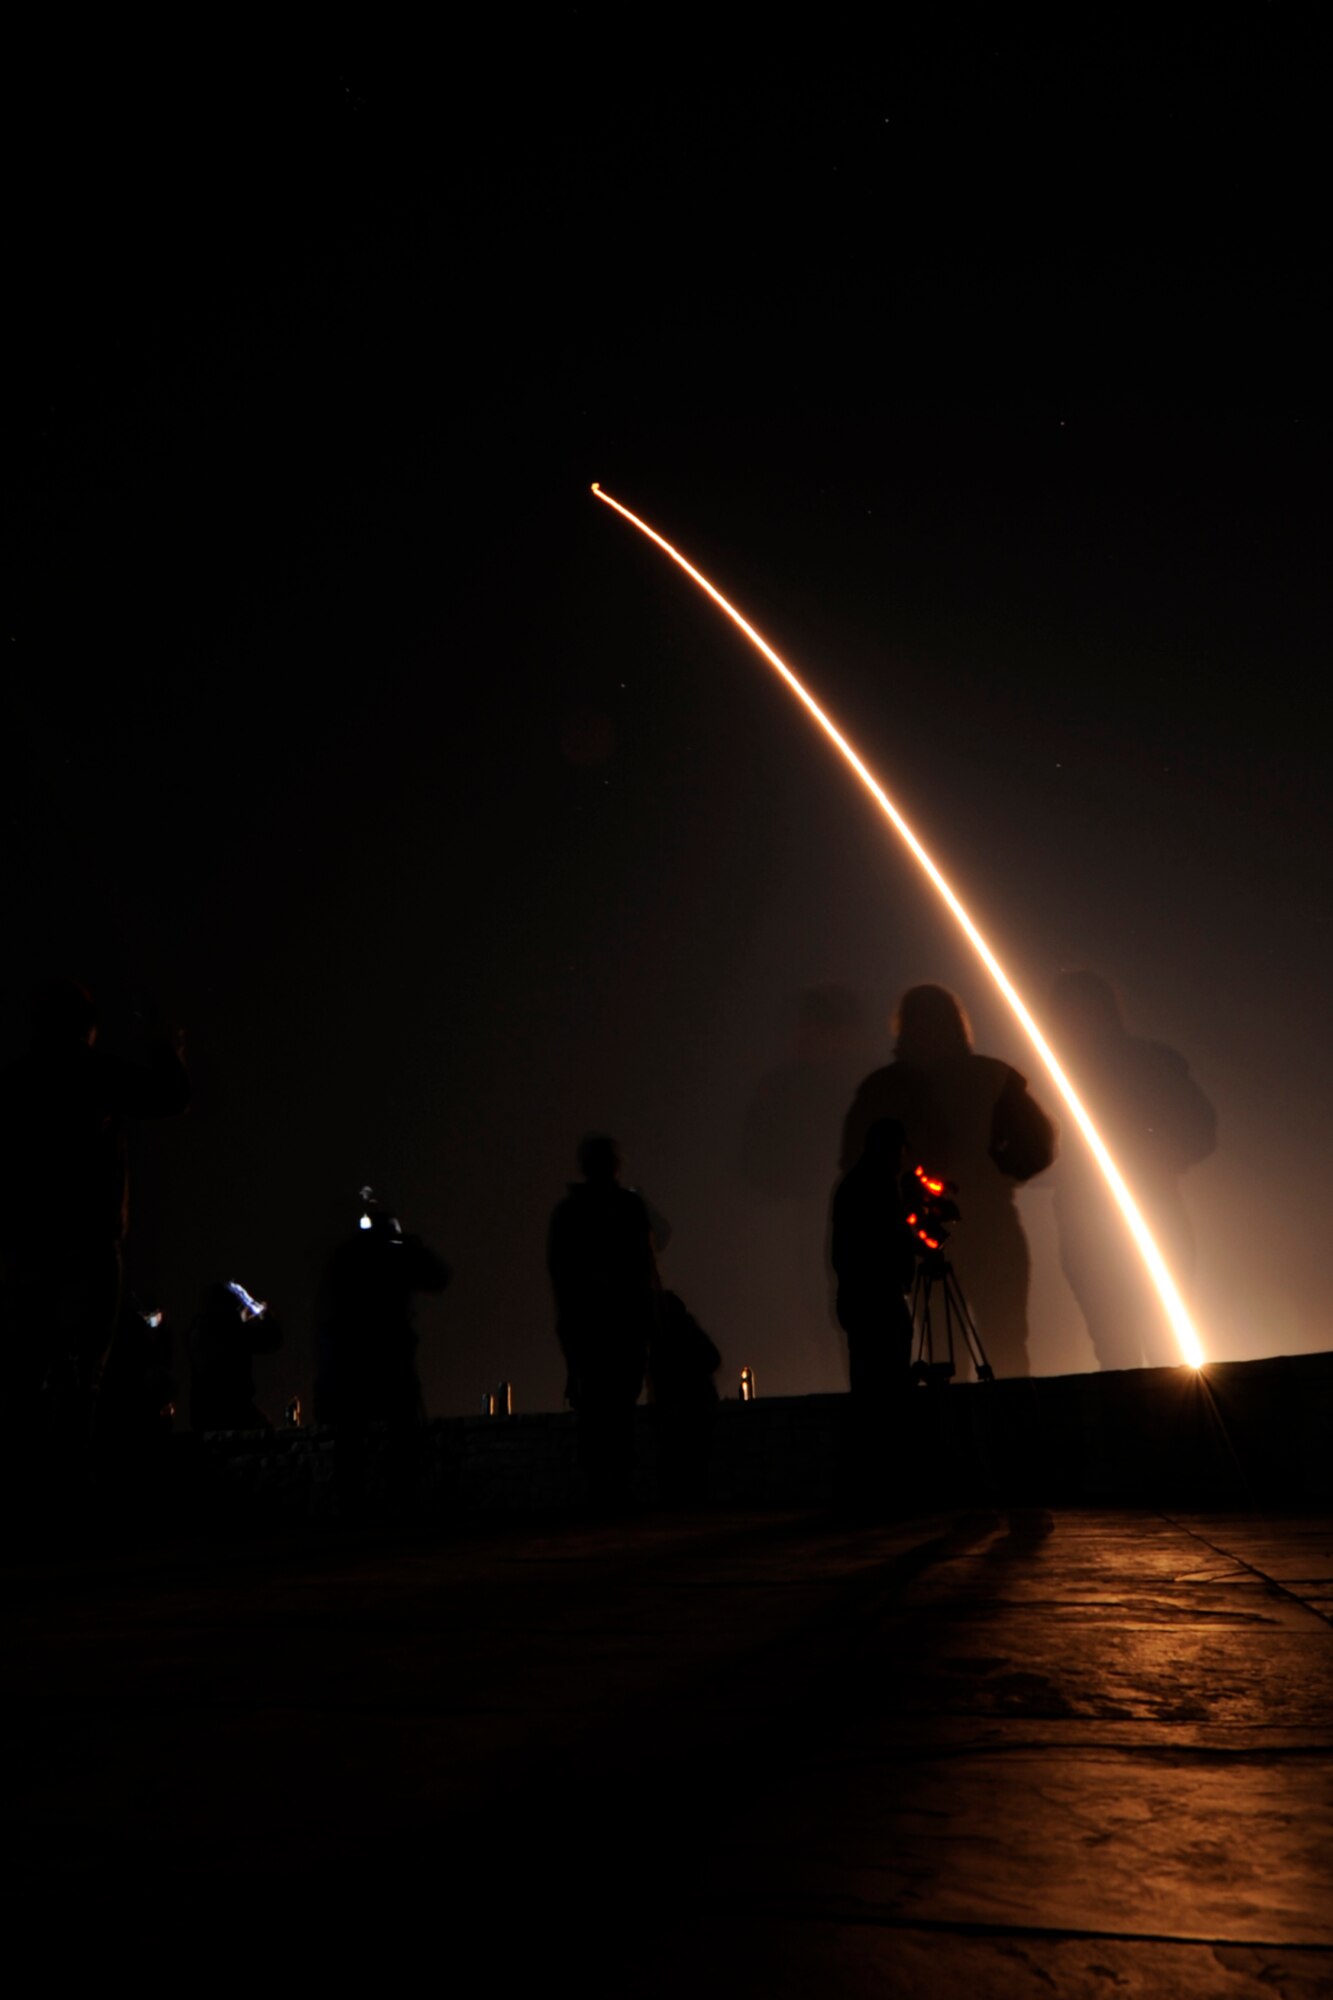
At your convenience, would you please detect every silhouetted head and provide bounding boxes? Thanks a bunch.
[577,1133,621,1183]
[861,1117,907,1168]
[31,977,97,1049]
[893,985,972,1064]
[1048,969,1125,1046]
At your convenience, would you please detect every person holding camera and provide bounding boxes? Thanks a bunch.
[841,985,1056,1377]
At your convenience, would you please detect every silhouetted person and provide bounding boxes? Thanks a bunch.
[94,1293,178,1517]
[1047,970,1216,1369]
[842,985,1055,1377]
[548,1135,661,1508]
[831,1119,916,1399]
[647,1289,721,1503]
[315,1194,450,1514]
[0,979,189,1453]
[99,1293,176,1442]
[189,1280,281,1432]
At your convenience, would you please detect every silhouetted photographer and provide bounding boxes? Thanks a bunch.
[315,1190,450,1428]
[548,1135,663,1509]
[842,985,1055,1377]
[189,1279,281,1432]
[0,979,189,1457]
[315,1189,450,1516]
[99,1293,176,1443]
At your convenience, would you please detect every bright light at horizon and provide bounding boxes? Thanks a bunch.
[592,481,1206,1371]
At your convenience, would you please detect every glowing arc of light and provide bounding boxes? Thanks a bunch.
[591,481,1206,1371]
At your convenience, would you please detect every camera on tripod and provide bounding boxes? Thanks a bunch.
[905,1163,960,1260]
[906,1164,994,1383]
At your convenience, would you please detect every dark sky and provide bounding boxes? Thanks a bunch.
[9,23,1330,1414]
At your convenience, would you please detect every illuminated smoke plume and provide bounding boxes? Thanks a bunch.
[592,483,1206,1370]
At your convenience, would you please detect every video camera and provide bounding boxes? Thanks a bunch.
[904,1163,961,1259]
[904,1165,995,1383]
[359,1185,403,1242]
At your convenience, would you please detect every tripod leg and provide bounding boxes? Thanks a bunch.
[912,1270,929,1371]
[946,1267,993,1382]
[940,1284,959,1380]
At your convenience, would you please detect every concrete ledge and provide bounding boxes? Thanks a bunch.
[175,1350,1333,1521]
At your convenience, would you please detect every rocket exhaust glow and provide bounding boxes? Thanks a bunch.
[592,482,1206,1371]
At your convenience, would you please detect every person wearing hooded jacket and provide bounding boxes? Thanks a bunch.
[841,985,1056,1378]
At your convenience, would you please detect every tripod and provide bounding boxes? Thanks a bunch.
[910,1248,994,1383]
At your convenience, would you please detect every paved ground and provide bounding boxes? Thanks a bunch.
[4,1506,1331,1992]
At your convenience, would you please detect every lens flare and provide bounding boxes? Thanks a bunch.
[592,482,1206,1370]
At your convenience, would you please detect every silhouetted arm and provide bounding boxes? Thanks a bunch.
[989,1068,1057,1182]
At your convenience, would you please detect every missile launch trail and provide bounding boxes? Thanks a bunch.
[592,482,1206,1370]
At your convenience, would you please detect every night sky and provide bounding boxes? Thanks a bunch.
[10,24,1329,1418]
